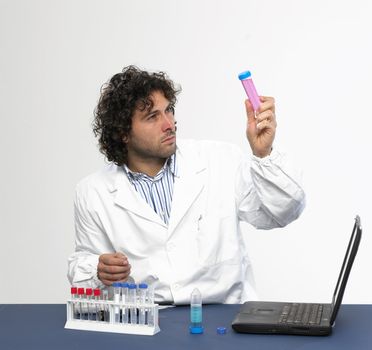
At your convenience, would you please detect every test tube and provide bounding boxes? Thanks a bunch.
[77,287,85,320]
[70,287,78,319]
[121,283,129,324]
[102,289,109,322]
[113,282,121,323]
[189,288,204,334]
[93,288,101,321]
[128,284,137,324]
[147,285,155,327]
[238,70,261,112]
[85,288,93,320]
[138,283,148,325]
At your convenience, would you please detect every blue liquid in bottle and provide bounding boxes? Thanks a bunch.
[189,288,204,334]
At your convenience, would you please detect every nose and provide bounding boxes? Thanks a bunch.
[161,113,175,132]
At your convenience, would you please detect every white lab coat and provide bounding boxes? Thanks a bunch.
[68,139,305,304]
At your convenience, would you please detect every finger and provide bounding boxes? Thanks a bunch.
[257,96,275,114]
[98,271,131,282]
[259,96,275,104]
[245,99,256,124]
[113,252,127,259]
[99,253,128,266]
[255,110,276,124]
[98,262,131,275]
[256,118,276,131]
[98,273,129,286]
[99,273,132,286]
[97,264,131,282]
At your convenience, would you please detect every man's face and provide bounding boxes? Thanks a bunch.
[125,90,177,166]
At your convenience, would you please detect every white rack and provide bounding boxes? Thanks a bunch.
[65,299,160,336]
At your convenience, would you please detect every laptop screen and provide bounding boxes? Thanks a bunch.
[330,215,362,325]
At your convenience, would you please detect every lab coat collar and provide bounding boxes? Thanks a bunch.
[105,139,206,231]
[106,164,167,227]
[167,140,206,235]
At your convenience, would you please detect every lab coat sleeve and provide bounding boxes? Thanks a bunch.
[67,182,114,288]
[236,149,305,229]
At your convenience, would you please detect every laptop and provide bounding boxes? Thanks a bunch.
[232,215,362,336]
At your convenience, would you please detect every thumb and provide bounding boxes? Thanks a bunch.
[114,252,127,260]
[245,99,256,125]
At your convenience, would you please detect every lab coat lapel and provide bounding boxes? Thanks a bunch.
[109,167,166,227]
[168,143,206,235]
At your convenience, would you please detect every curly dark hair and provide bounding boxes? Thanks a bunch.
[92,65,181,166]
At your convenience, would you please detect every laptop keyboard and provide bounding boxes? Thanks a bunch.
[278,303,323,325]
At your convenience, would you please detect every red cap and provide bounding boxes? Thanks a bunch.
[71,287,77,294]
[85,288,93,296]
[93,288,101,297]
[77,288,85,295]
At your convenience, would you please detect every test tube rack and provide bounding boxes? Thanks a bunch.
[65,299,160,336]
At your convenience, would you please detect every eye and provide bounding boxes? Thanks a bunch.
[165,105,175,114]
[147,112,157,120]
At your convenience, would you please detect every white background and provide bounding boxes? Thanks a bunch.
[0,0,371,304]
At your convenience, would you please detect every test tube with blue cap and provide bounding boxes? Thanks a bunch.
[238,70,261,112]
[189,288,204,334]
[138,283,148,325]
[128,283,137,324]
[121,282,129,324]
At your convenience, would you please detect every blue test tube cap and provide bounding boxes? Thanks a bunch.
[121,282,129,288]
[112,282,121,288]
[128,283,137,289]
[139,283,148,289]
[189,325,204,334]
[238,70,252,80]
[217,327,227,334]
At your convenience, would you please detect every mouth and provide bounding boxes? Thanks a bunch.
[161,133,176,144]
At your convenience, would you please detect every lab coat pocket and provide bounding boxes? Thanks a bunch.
[196,214,240,268]
[197,255,244,303]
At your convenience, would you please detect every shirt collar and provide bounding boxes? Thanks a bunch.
[123,153,178,182]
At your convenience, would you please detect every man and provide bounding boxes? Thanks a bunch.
[68,65,305,304]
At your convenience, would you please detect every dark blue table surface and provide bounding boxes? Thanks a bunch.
[0,304,371,350]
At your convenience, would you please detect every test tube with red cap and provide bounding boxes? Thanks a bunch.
[70,287,78,319]
[93,288,101,321]
[85,288,93,320]
[77,287,85,320]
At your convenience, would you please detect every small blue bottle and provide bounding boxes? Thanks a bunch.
[189,288,204,334]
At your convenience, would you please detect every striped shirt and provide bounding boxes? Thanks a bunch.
[123,154,178,225]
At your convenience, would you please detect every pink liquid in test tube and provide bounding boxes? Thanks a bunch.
[238,70,261,111]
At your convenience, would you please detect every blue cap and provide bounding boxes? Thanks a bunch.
[121,282,129,288]
[128,283,137,289]
[217,327,227,334]
[112,282,121,288]
[139,283,148,289]
[238,70,251,80]
[189,325,204,334]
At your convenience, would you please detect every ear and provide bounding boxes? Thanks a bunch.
[122,135,129,143]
